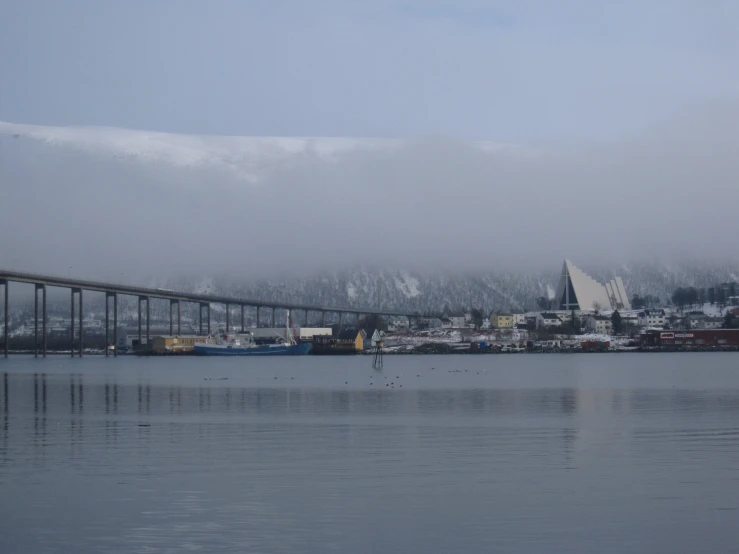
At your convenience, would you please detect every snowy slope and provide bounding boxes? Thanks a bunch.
[0,121,519,183]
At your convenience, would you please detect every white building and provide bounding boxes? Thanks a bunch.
[555,259,631,312]
[298,327,333,341]
[387,316,410,331]
[638,309,666,328]
[512,313,527,325]
[448,315,466,328]
[441,318,453,329]
[420,317,443,329]
[536,313,563,328]
[585,315,613,334]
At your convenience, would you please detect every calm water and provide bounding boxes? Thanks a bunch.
[2,353,739,553]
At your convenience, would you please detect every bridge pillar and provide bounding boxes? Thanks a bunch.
[177,300,181,335]
[256,306,261,327]
[305,310,309,327]
[79,289,83,357]
[40,285,47,357]
[207,304,211,335]
[339,312,343,328]
[272,307,276,328]
[241,305,245,333]
[145,296,150,346]
[199,304,203,336]
[34,285,39,358]
[138,297,143,345]
[105,293,110,357]
[169,300,174,335]
[226,304,230,333]
[113,293,118,357]
[321,311,325,327]
[70,288,75,358]
[2,280,7,358]
[356,312,361,327]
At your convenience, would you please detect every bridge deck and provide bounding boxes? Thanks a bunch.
[0,269,416,317]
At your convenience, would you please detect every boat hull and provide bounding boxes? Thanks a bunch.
[193,342,311,356]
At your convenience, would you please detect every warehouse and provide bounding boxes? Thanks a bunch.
[640,329,739,348]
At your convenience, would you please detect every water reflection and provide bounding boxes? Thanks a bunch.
[2,361,739,554]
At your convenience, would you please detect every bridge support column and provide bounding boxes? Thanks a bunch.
[321,311,325,327]
[199,304,203,336]
[177,300,181,335]
[272,308,276,328]
[207,304,211,335]
[256,306,261,327]
[305,310,309,327]
[113,293,118,357]
[105,293,110,357]
[226,304,230,333]
[41,285,47,357]
[79,289,83,357]
[138,297,143,345]
[339,312,343,328]
[169,300,174,335]
[240,305,245,333]
[2,280,7,358]
[356,312,361,326]
[70,288,75,358]
[145,296,150,346]
[34,286,39,358]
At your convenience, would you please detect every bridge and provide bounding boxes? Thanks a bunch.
[0,269,418,358]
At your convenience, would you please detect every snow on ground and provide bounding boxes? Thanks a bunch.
[346,283,358,300]
[394,271,421,298]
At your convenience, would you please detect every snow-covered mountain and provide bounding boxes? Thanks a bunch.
[2,120,738,314]
[0,121,521,183]
[161,261,739,314]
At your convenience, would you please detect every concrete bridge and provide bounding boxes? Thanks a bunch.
[0,269,418,358]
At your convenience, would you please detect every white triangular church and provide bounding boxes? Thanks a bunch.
[555,259,630,312]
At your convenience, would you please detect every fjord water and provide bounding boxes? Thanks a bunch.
[2,354,739,553]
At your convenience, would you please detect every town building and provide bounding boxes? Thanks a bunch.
[150,335,201,354]
[387,316,410,331]
[638,309,666,328]
[490,313,514,328]
[683,313,723,330]
[448,315,467,328]
[536,313,563,328]
[419,317,443,329]
[555,259,631,311]
[641,329,739,348]
[312,329,364,354]
[512,313,527,326]
[298,327,333,341]
[585,315,613,334]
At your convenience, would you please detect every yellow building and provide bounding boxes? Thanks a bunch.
[490,313,514,329]
[150,335,202,354]
[312,329,364,354]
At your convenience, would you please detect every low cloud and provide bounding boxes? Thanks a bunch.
[1,100,738,284]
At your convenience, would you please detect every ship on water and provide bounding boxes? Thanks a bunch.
[193,311,311,356]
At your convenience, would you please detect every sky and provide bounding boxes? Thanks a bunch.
[1,0,738,142]
[1,0,739,282]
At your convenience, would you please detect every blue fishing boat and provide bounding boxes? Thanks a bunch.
[193,310,311,356]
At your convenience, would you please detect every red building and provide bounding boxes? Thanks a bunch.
[641,329,739,348]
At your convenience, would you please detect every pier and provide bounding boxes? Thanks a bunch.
[0,269,417,358]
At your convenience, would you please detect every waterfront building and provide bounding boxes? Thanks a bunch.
[585,314,613,334]
[490,313,514,328]
[555,259,631,311]
[536,313,563,328]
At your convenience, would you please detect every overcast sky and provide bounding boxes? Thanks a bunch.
[1,1,739,283]
[2,0,738,142]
